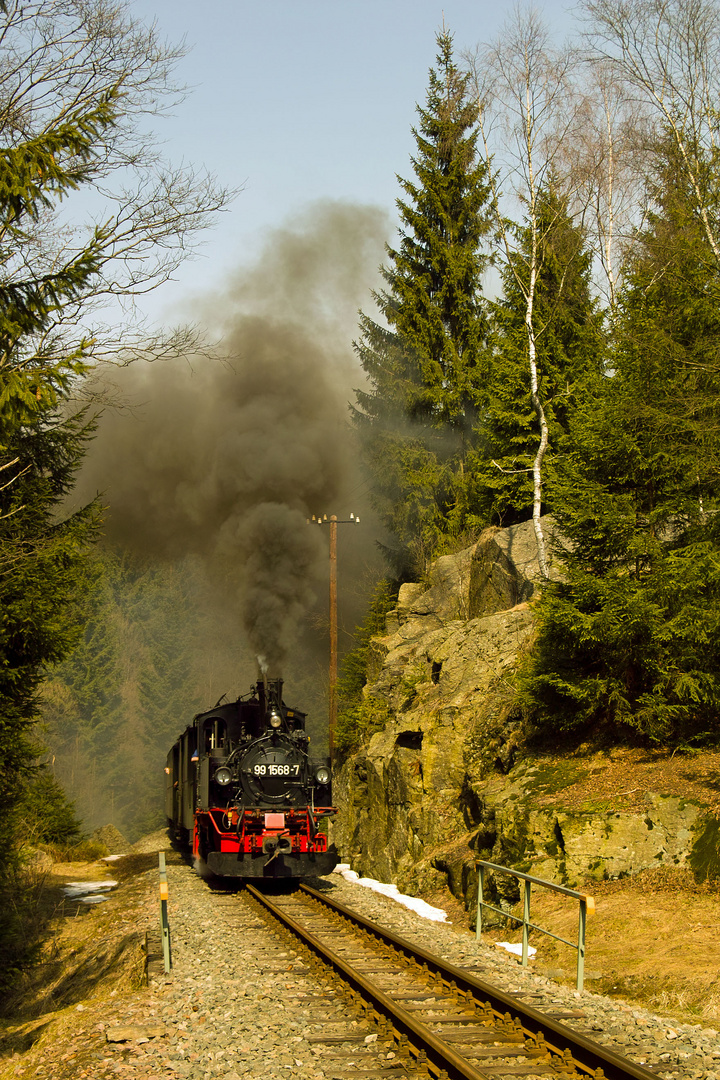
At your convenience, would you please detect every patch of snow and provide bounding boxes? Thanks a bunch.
[62,880,117,904]
[334,864,449,923]
[495,940,537,957]
[102,854,128,861]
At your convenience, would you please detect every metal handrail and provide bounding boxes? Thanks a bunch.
[475,859,595,991]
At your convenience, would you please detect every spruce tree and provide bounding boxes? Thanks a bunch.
[523,139,720,746]
[0,3,230,988]
[477,184,604,525]
[354,29,493,575]
[0,101,116,864]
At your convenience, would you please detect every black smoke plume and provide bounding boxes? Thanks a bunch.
[78,200,389,675]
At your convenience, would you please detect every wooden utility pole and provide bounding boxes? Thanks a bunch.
[329,515,338,756]
[308,512,360,760]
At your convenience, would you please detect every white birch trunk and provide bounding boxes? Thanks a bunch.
[468,9,582,581]
[602,86,617,311]
[526,292,550,579]
[523,56,550,580]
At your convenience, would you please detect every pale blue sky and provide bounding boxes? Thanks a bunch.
[130,0,578,324]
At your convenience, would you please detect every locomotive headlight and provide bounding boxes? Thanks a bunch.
[269,709,282,729]
[214,765,232,786]
[314,765,331,785]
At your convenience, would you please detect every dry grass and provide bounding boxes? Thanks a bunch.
[531,745,720,817]
[33,841,109,864]
[481,866,720,1025]
[462,745,720,1025]
[0,851,161,1074]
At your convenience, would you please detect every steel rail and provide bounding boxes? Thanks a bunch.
[245,883,495,1080]
[299,884,661,1080]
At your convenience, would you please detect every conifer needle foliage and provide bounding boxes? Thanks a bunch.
[523,138,720,745]
[354,30,494,577]
[335,579,397,757]
[478,184,604,526]
[0,94,115,838]
[0,0,230,991]
[0,89,111,995]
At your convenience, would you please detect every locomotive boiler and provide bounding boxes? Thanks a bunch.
[165,678,337,879]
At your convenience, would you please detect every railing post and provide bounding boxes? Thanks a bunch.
[475,864,485,940]
[159,851,172,973]
[475,860,595,984]
[521,880,531,968]
[577,896,586,992]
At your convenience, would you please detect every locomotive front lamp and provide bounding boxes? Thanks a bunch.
[269,709,282,729]
[214,766,232,786]
[315,765,331,785]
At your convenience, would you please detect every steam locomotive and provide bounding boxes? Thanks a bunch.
[165,678,337,879]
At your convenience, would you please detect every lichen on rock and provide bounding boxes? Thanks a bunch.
[333,516,720,919]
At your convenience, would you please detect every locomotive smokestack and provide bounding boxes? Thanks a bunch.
[256,676,283,721]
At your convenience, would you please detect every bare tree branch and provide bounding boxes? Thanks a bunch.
[0,0,237,376]
[581,0,720,267]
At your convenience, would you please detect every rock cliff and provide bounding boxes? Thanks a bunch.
[333,518,716,918]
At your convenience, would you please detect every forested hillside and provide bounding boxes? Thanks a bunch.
[346,5,720,753]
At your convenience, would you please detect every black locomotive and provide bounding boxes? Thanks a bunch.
[165,678,337,879]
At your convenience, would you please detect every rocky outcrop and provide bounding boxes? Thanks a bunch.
[385,518,552,634]
[333,517,716,919]
[462,759,702,886]
[92,824,128,854]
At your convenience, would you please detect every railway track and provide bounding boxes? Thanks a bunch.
[244,882,665,1080]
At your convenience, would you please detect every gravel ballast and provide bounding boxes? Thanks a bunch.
[325,871,720,1080]
[13,855,720,1080]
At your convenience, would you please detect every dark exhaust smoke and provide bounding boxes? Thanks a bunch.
[232,502,323,676]
[77,200,389,676]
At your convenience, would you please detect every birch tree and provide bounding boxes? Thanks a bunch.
[480,184,603,525]
[568,62,647,311]
[583,0,720,274]
[467,8,585,577]
[0,0,234,373]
